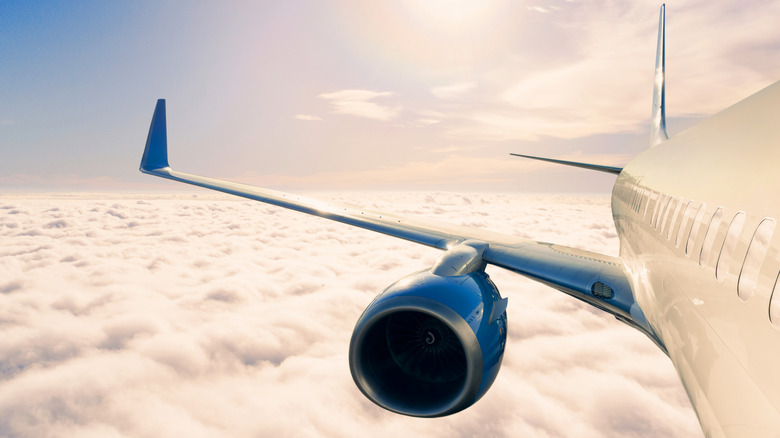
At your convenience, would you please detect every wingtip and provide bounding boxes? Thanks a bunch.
[140,99,170,172]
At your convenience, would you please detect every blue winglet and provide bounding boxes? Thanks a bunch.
[140,99,170,171]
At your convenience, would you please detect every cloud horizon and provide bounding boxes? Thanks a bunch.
[0,192,703,437]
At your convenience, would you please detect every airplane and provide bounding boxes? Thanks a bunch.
[139,5,780,437]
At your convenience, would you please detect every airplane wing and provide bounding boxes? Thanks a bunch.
[140,99,661,348]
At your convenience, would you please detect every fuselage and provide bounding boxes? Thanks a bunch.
[612,81,780,437]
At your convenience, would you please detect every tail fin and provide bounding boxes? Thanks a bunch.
[651,4,668,146]
[140,99,170,172]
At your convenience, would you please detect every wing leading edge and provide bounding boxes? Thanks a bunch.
[140,99,661,349]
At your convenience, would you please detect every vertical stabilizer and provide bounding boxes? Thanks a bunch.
[651,4,668,146]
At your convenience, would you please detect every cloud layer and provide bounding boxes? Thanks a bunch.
[0,192,703,437]
[318,90,402,121]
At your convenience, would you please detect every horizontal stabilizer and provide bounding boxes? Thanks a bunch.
[509,153,622,175]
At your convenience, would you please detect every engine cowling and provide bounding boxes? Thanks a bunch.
[349,269,507,417]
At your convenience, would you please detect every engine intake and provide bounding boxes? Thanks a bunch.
[349,269,507,417]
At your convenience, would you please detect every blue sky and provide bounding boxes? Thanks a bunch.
[2,0,779,192]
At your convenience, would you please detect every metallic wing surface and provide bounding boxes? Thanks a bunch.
[139,99,656,344]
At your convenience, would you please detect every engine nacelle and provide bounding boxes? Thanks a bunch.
[349,269,507,417]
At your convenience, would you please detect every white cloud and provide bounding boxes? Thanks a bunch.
[527,6,552,14]
[318,90,402,121]
[498,58,649,138]
[295,114,323,121]
[412,118,440,127]
[431,82,477,99]
[420,1,780,142]
[0,193,703,437]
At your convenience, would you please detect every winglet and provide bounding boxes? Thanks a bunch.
[651,4,668,146]
[140,99,170,172]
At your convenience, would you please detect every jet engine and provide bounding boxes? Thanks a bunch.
[349,248,508,417]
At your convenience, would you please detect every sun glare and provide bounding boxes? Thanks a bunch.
[403,0,501,28]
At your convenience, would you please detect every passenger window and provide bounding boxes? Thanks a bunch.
[644,192,654,220]
[739,218,776,301]
[651,195,663,228]
[661,197,678,236]
[633,189,641,212]
[650,196,658,226]
[652,195,669,228]
[716,213,745,281]
[667,198,684,241]
[770,273,780,326]
[656,196,671,230]
[676,202,694,247]
[686,203,707,256]
[700,207,724,267]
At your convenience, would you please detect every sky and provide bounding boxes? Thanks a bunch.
[2,3,779,436]
[0,192,705,437]
[2,0,780,193]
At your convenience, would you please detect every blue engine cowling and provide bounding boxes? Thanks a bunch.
[348,269,507,417]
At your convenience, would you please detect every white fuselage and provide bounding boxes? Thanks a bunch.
[612,81,780,437]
